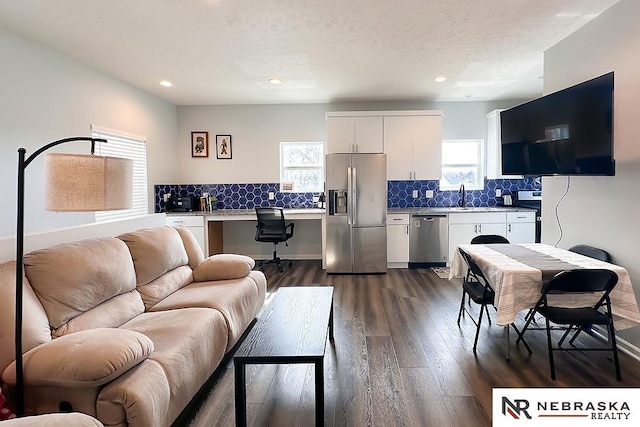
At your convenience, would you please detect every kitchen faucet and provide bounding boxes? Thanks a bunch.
[459,184,466,207]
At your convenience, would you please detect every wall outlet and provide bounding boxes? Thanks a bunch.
[495,189,502,197]
[412,189,419,198]
[425,190,434,198]
[268,192,275,200]
[163,193,170,202]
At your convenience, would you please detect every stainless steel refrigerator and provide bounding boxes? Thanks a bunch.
[325,153,387,273]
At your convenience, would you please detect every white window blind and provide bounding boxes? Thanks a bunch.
[91,126,148,222]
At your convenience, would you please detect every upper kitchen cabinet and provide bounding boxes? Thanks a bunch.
[326,113,384,153]
[384,111,443,180]
[486,109,522,179]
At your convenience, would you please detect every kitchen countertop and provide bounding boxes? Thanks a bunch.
[166,206,535,217]
[166,208,326,216]
[388,206,536,215]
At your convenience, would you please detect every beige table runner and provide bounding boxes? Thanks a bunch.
[486,244,580,282]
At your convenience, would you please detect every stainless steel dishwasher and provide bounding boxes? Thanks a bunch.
[409,214,448,267]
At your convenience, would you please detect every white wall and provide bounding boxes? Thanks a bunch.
[0,26,178,237]
[175,100,525,184]
[542,0,640,344]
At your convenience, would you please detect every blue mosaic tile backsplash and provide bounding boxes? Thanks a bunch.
[155,177,541,212]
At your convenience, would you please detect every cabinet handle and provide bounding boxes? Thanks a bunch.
[478,224,482,233]
[392,218,403,221]
[406,225,409,234]
[474,224,477,233]
[174,220,184,224]
[508,224,511,232]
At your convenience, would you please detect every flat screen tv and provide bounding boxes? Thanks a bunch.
[501,72,614,176]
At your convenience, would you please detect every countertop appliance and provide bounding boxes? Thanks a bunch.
[409,214,448,267]
[167,196,199,212]
[514,190,542,242]
[326,153,387,273]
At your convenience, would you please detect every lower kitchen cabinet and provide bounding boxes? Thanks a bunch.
[506,211,536,243]
[387,214,410,267]
[166,215,206,254]
[447,212,507,264]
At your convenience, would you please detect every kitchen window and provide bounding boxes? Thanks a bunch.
[91,125,149,222]
[440,139,484,190]
[280,142,324,192]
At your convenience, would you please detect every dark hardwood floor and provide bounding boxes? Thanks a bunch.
[186,261,640,426]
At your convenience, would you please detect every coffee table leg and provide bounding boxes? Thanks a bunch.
[329,303,334,342]
[234,361,247,427]
[315,358,324,426]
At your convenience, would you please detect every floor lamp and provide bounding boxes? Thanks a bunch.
[14,137,133,416]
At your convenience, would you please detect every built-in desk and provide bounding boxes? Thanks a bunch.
[168,209,326,262]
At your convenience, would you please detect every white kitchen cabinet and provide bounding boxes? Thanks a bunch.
[385,113,443,180]
[447,212,507,264]
[166,215,206,254]
[326,114,383,153]
[486,109,523,179]
[386,213,410,267]
[506,211,536,243]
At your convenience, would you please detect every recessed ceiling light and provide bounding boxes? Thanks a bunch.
[159,80,173,87]
[434,76,447,83]
[269,78,282,85]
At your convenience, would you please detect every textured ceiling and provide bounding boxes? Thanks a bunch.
[0,0,619,105]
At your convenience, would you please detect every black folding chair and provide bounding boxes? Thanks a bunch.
[516,269,620,380]
[457,248,531,355]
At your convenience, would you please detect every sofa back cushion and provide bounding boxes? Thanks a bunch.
[117,227,189,286]
[24,238,139,330]
[173,225,204,268]
[0,261,52,375]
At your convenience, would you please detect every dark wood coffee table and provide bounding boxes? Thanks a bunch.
[234,286,334,426]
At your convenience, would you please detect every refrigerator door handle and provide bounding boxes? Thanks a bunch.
[347,166,352,225]
[351,166,357,225]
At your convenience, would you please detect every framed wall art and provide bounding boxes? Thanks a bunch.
[191,131,209,157]
[216,135,232,159]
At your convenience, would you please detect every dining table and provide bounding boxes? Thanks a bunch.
[449,243,640,357]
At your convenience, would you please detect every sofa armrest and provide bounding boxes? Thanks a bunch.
[193,254,255,282]
[2,328,153,388]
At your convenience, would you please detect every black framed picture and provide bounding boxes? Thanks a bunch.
[216,135,232,159]
[191,131,208,157]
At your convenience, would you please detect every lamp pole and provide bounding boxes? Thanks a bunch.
[14,137,105,416]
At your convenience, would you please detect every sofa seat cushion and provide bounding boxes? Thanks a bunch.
[148,271,266,350]
[23,237,138,329]
[2,329,153,388]
[0,413,103,427]
[193,254,255,282]
[98,308,228,427]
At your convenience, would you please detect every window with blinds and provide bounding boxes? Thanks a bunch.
[91,126,149,222]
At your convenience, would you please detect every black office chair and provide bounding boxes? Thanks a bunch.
[255,207,294,272]
[517,269,620,380]
[470,234,510,244]
[457,248,531,355]
[569,245,612,263]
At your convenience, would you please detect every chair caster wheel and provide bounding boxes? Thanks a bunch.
[288,261,293,267]
[278,265,284,273]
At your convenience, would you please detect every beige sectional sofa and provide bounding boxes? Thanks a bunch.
[0,225,266,426]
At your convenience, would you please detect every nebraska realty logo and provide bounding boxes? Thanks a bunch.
[493,388,639,426]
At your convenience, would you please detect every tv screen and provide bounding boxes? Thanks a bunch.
[501,72,614,176]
